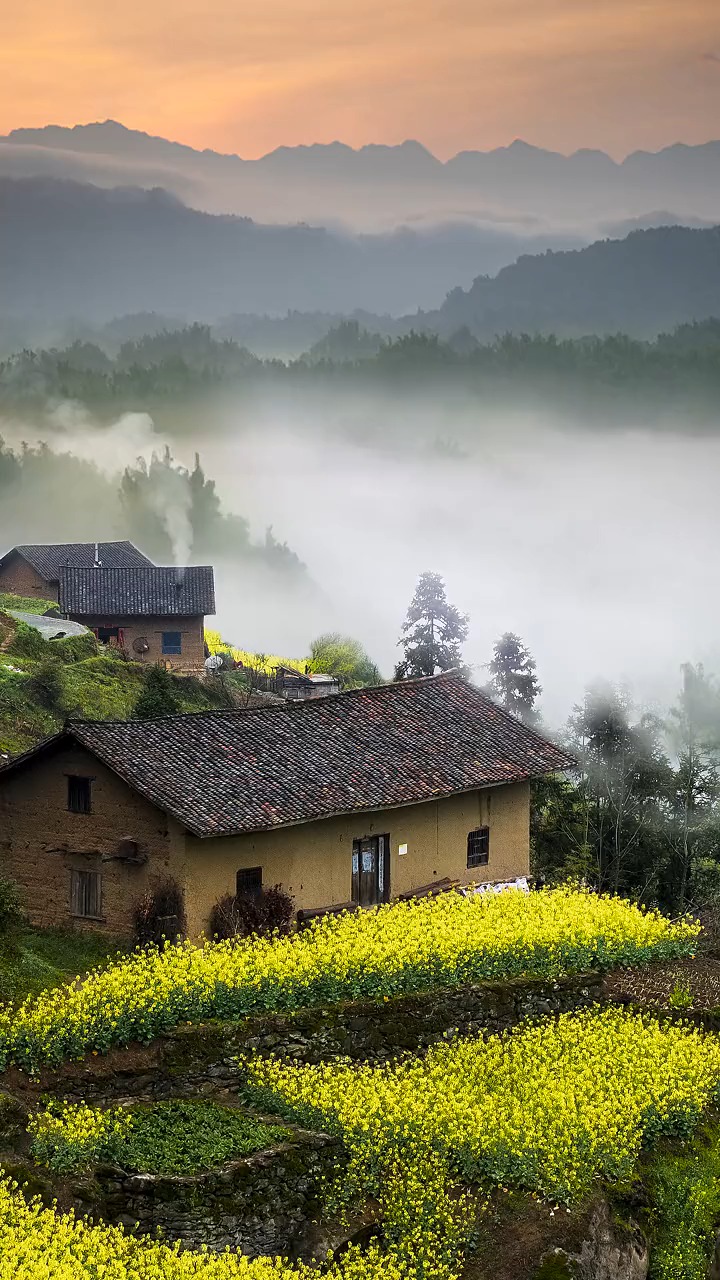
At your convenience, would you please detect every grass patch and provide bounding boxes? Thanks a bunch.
[0,593,56,616]
[645,1119,720,1279]
[29,1098,290,1175]
[0,927,129,1007]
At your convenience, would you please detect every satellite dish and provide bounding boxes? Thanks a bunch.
[132,637,150,654]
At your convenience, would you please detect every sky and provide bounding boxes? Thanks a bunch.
[3,0,720,158]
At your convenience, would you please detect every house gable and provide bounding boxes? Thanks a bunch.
[0,736,186,932]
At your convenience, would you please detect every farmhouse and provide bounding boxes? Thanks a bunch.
[0,674,573,936]
[0,542,215,673]
[0,541,154,601]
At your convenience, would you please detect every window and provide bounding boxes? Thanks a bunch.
[236,866,263,897]
[67,776,92,814]
[162,631,182,656]
[467,826,490,869]
[71,869,102,919]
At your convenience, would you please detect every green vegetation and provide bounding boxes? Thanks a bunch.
[645,1121,720,1279]
[4,318,720,420]
[0,592,56,615]
[307,633,381,687]
[29,1098,289,1175]
[0,617,232,755]
[0,927,128,1006]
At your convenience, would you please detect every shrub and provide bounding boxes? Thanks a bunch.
[26,655,66,713]
[0,875,24,934]
[53,632,98,663]
[8,620,49,661]
[134,664,184,719]
[133,878,187,946]
[209,885,294,940]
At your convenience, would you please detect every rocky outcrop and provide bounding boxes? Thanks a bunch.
[537,1201,649,1280]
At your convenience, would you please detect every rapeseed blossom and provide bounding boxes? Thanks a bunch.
[0,888,698,1074]
[243,1008,720,1233]
[0,1179,424,1280]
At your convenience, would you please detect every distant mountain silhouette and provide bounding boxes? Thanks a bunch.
[2,121,720,231]
[428,225,720,339]
[0,175,582,327]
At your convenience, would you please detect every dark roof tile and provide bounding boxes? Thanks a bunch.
[57,674,575,836]
[4,542,153,580]
[59,565,215,617]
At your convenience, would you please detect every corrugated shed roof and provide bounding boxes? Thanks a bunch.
[59,565,215,617]
[35,674,576,837]
[4,542,153,581]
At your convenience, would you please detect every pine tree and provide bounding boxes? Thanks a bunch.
[487,633,541,724]
[395,572,468,680]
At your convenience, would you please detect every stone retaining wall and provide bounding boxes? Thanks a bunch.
[22,971,602,1104]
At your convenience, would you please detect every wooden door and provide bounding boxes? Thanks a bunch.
[352,835,390,906]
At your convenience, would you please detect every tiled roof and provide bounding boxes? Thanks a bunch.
[51,674,575,837]
[3,542,153,581]
[59,565,215,617]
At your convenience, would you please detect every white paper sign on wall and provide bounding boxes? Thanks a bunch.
[398,843,408,857]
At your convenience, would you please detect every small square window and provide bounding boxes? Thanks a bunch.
[467,827,490,869]
[162,631,182,656]
[67,776,92,814]
[71,869,102,919]
[236,867,263,898]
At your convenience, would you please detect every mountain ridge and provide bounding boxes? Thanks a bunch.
[3,121,720,230]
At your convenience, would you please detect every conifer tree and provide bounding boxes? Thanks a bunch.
[395,572,468,680]
[487,632,541,724]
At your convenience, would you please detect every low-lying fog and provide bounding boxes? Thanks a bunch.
[3,390,720,726]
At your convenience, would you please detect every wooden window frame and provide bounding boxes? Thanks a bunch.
[70,868,103,920]
[67,775,93,815]
[467,826,490,869]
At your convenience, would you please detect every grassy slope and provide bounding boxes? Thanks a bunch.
[0,596,230,755]
[0,592,57,615]
[0,927,129,1006]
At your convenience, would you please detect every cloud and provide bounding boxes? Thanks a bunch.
[701,51,720,63]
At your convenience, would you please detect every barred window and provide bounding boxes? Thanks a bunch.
[71,869,102,919]
[162,631,182,656]
[467,827,490,869]
[236,866,263,897]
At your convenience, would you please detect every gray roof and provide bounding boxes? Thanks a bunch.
[6,610,92,641]
[3,542,153,582]
[59,565,215,617]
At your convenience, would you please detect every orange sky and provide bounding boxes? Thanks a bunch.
[2,0,720,158]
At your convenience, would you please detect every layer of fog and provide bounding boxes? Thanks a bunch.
[4,392,720,728]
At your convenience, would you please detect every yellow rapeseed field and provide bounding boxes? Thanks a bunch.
[243,1007,720,1204]
[0,888,698,1074]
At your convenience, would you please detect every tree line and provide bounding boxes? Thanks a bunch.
[4,320,720,414]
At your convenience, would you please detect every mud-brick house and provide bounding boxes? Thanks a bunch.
[0,674,574,937]
[57,565,215,673]
[0,542,215,673]
[0,542,154,602]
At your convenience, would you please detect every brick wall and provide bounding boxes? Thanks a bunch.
[0,745,187,934]
[0,553,57,602]
[72,615,206,673]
